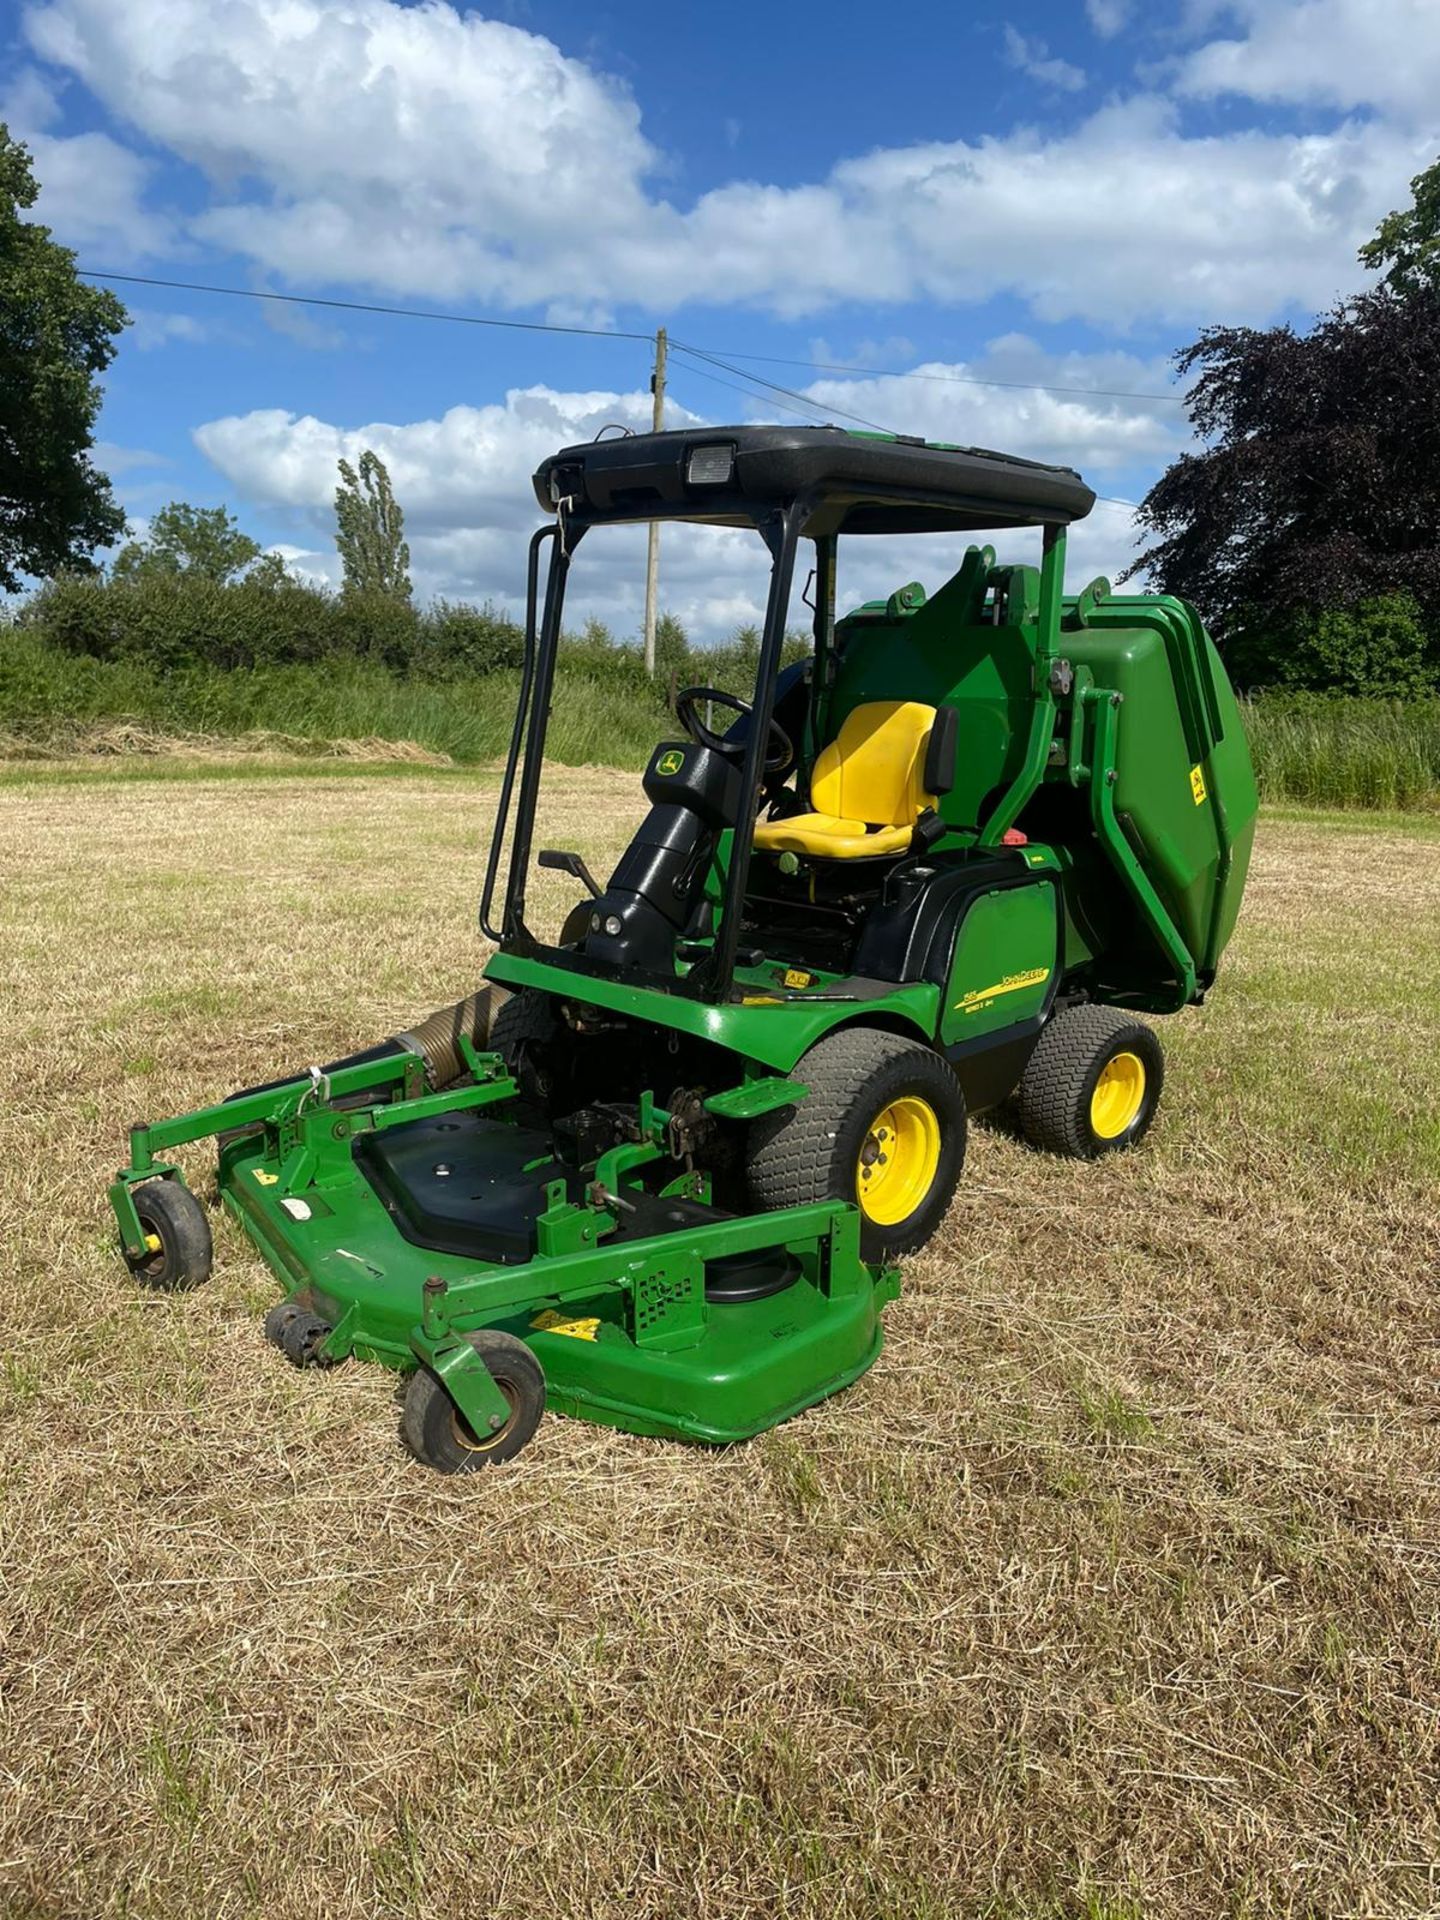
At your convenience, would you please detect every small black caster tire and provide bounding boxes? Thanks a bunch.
[1014,1004,1165,1159]
[126,1180,213,1291]
[402,1330,545,1473]
[264,1300,305,1348]
[279,1310,336,1368]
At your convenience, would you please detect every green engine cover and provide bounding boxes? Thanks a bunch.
[940,879,1058,1046]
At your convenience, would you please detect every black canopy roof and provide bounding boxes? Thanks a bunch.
[532,424,1094,535]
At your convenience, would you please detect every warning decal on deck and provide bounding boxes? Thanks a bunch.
[1190,764,1208,805]
[531,1310,601,1342]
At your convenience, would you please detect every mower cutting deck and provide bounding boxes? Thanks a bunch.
[110,424,1257,1471]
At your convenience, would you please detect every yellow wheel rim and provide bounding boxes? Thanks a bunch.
[1090,1051,1147,1140]
[856,1094,941,1226]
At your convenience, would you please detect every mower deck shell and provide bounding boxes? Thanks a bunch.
[217,1109,895,1446]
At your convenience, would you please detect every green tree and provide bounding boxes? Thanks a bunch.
[334,450,411,602]
[654,609,689,684]
[1359,154,1440,300]
[0,126,127,591]
[111,501,286,585]
[1227,593,1435,697]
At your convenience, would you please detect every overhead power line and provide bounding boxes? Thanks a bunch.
[78,268,1191,411]
[80,270,654,342]
[669,341,895,433]
[673,338,1189,408]
[667,354,845,426]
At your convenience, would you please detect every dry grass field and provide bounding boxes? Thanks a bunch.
[1,761,1438,1920]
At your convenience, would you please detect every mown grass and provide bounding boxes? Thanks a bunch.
[0,766,1437,1919]
[4,630,1440,807]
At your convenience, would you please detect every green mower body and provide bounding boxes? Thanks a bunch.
[109,425,1257,1471]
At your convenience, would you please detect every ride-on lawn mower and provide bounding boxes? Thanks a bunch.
[109,427,1258,1471]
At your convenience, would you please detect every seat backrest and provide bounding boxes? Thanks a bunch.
[810,700,937,827]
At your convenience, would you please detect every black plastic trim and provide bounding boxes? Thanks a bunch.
[944,1021,1045,1112]
[533,425,1094,533]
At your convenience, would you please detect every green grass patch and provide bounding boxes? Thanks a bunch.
[6,628,1440,809]
[1242,692,1440,810]
[0,630,668,770]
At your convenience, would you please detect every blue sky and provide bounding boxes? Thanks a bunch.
[2,0,1436,635]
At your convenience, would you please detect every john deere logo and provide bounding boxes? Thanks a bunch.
[657,749,685,776]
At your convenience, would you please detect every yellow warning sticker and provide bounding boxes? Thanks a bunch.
[252,1168,279,1186]
[531,1310,601,1342]
[1190,764,1208,805]
[782,967,815,990]
[954,966,1051,1015]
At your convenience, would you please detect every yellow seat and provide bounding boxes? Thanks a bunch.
[753,700,937,860]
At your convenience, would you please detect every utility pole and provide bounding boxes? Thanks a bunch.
[643,326,667,675]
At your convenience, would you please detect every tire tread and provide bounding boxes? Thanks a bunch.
[1016,1003,1163,1158]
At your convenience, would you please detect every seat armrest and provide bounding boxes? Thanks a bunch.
[909,809,947,854]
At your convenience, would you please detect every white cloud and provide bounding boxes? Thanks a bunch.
[1003,26,1087,93]
[92,440,168,475]
[266,543,339,589]
[787,334,1187,476]
[23,0,655,298]
[128,311,211,351]
[20,0,1438,327]
[1086,0,1132,37]
[1,66,171,256]
[193,385,701,534]
[1174,0,1440,123]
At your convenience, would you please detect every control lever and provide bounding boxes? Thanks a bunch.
[538,848,602,897]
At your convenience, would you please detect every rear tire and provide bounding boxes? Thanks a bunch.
[402,1330,545,1473]
[745,1027,966,1260]
[1014,1004,1164,1159]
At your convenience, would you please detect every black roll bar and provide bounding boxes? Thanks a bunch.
[690,496,807,1000]
[483,498,805,1002]
[479,524,556,942]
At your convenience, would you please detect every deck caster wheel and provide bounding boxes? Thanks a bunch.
[402,1330,545,1473]
[278,1310,336,1368]
[263,1300,305,1348]
[125,1180,213,1291]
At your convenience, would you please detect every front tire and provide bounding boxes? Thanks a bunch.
[489,989,563,1108]
[745,1027,966,1260]
[1014,1004,1164,1159]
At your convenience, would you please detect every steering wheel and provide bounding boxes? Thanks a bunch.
[674,686,794,776]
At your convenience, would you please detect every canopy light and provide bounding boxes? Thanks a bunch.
[686,443,735,486]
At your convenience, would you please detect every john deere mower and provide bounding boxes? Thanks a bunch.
[109,426,1257,1471]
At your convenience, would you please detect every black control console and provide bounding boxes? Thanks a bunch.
[582,741,742,973]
